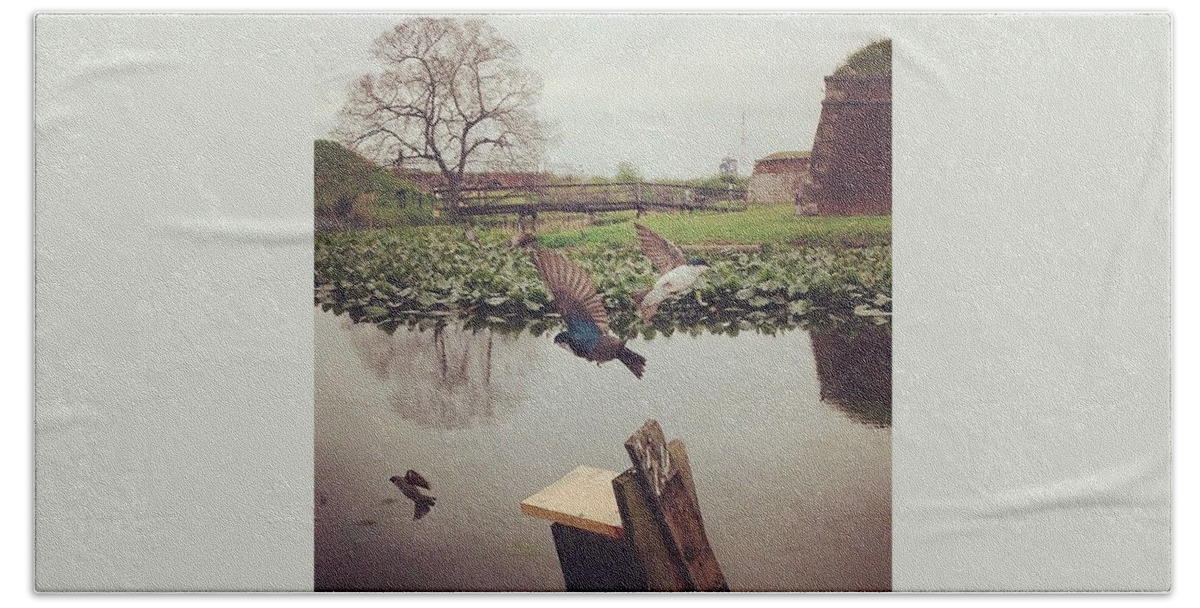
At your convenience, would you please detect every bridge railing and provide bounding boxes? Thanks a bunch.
[432,182,748,212]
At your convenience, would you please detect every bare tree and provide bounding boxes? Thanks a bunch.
[335,18,548,213]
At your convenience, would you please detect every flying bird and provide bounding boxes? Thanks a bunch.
[632,224,711,321]
[389,470,436,521]
[532,249,646,379]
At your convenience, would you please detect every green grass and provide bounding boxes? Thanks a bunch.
[534,205,891,249]
[314,139,436,228]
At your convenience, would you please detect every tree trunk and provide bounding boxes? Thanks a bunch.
[444,173,464,221]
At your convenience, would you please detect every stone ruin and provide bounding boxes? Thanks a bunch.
[798,40,892,216]
[748,151,810,206]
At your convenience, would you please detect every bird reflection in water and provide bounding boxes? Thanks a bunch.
[389,470,436,520]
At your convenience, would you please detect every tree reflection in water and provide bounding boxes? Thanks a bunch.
[343,313,892,429]
[810,324,892,427]
[346,320,535,429]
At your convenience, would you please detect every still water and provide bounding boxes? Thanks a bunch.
[314,309,891,591]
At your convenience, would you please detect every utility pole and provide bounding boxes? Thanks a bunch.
[740,110,747,176]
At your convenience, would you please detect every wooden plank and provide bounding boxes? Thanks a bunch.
[667,439,699,510]
[654,463,728,590]
[612,468,689,591]
[624,419,676,497]
[662,440,728,591]
[624,420,728,592]
[520,466,624,539]
[550,522,645,592]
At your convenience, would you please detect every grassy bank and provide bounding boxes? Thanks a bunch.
[533,205,891,249]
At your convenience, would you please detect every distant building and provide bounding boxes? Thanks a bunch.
[748,151,811,206]
[719,156,739,177]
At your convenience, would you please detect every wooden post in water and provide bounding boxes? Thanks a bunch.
[520,420,728,592]
[619,420,728,591]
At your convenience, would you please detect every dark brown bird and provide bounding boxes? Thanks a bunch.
[532,249,646,379]
[389,470,436,520]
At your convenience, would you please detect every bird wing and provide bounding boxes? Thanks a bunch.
[407,470,431,490]
[636,224,688,275]
[533,249,609,333]
[413,500,432,521]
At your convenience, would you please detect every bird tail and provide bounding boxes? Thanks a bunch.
[632,288,663,321]
[413,495,436,520]
[631,288,661,321]
[617,345,646,379]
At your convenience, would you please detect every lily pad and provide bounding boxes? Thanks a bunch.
[314,226,891,339]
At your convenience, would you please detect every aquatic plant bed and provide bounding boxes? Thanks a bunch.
[314,227,891,339]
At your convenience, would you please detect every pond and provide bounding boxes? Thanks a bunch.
[314,308,891,591]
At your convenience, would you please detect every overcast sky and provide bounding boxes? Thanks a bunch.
[313,14,890,179]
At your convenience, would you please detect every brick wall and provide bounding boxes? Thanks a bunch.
[799,74,892,216]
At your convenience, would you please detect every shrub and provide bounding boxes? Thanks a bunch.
[836,39,891,76]
[314,139,435,226]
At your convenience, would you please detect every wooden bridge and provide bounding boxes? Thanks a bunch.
[435,182,747,219]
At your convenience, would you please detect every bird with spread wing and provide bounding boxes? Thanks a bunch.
[389,470,436,521]
[631,224,711,321]
[532,249,646,379]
